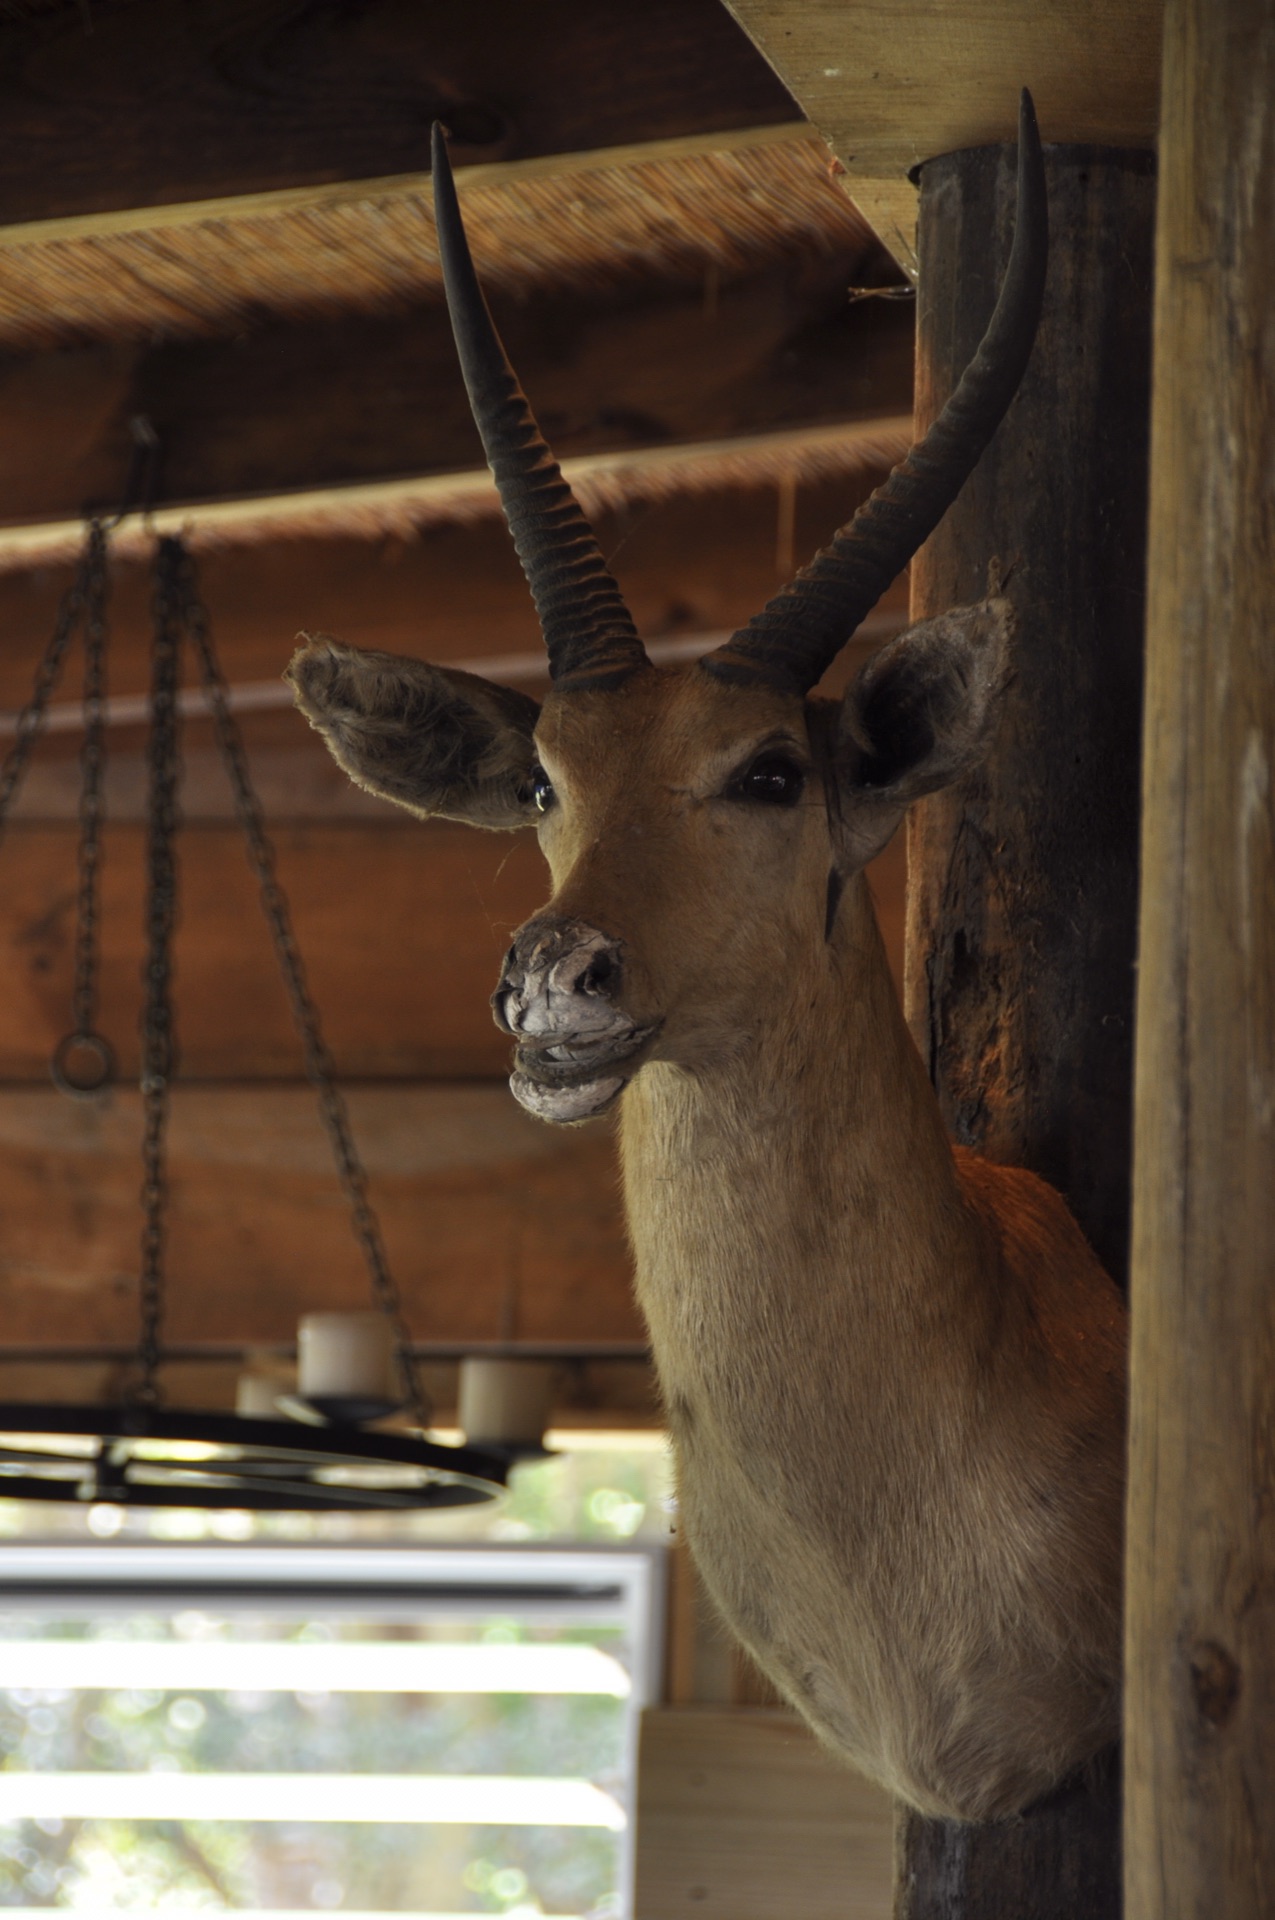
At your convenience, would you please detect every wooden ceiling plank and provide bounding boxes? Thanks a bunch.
[0,803,906,1081]
[0,471,911,704]
[0,417,913,567]
[0,810,906,1083]
[0,821,548,1083]
[0,0,797,226]
[0,1082,641,1346]
[0,1354,662,1423]
[0,623,905,833]
[0,265,913,532]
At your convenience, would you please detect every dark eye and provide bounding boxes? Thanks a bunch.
[530,764,556,813]
[729,753,806,807]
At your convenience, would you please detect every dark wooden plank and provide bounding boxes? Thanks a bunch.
[0,1082,641,1345]
[1127,0,1275,1909]
[0,472,909,709]
[0,1352,661,1422]
[897,143,1154,1918]
[0,799,905,1081]
[0,264,912,526]
[0,0,797,225]
[0,821,549,1080]
[0,483,911,1084]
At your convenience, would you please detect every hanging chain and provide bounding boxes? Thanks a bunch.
[171,539,430,1425]
[130,536,185,1410]
[0,538,95,848]
[52,521,116,1098]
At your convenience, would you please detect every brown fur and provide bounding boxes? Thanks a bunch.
[290,628,1127,1822]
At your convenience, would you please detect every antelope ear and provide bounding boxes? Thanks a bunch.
[830,596,1015,869]
[288,636,542,830]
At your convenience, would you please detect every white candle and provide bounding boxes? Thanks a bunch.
[235,1373,283,1418]
[297,1310,397,1400]
[458,1357,555,1447]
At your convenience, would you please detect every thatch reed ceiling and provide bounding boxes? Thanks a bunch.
[0,130,898,352]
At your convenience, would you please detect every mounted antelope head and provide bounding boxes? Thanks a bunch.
[291,94,1127,1824]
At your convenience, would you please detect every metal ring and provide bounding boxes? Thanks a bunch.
[50,1030,116,1098]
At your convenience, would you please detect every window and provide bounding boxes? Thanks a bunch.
[0,1515,666,1916]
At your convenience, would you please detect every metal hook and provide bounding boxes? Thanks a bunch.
[101,415,162,532]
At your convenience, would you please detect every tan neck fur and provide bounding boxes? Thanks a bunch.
[620,870,996,1413]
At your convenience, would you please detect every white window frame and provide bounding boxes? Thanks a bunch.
[0,1539,667,1918]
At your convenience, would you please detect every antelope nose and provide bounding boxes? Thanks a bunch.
[492,919,624,1037]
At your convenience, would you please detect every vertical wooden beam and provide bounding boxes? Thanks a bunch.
[1125,1,1275,1912]
[897,145,1155,1916]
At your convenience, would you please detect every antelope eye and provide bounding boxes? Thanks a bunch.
[530,765,556,813]
[730,752,806,807]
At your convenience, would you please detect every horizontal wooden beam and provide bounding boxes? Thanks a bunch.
[0,420,912,570]
[0,807,904,1081]
[0,0,797,227]
[0,1352,661,1425]
[0,821,546,1081]
[0,262,912,530]
[0,1082,640,1346]
[0,478,910,1084]
[0,468,911,709]
[0,612,905,759]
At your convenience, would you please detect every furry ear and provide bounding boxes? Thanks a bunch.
[288,636,541,830]
[829,596,1015,870]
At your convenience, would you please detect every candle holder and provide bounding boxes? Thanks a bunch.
[0,1403,509,1511]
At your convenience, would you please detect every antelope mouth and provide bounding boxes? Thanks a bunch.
[510,1023,660,1124]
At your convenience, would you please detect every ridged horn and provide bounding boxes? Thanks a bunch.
[431,123,648,692]
[701,89,1048,695]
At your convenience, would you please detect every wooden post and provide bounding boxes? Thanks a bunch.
[1125,0,1275,1912]
[897,145,1155,1916]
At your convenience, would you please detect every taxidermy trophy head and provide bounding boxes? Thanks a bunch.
[290,97,1133,1830]
[290,95,1046,1129]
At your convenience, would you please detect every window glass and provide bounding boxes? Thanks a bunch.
[0,1437,670,1919]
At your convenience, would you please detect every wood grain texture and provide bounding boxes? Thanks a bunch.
[0,1082,639,1347]
[897,144,1154,1917]
[0,821,548,1081]
[1125,0,1275,1911]
[896,1753,1123,1920]
[724,0,1161,262]
[905,147,1154,1285]
[0,0,797,225]
[0,794,906,1079]
[0,1354,660,1424]
[0,475,909,1090]
[0,476,909,709]
[635,1708,894,1919]
[0,266,912,529]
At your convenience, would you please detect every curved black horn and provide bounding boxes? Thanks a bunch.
[702,89,1048,695]
[431,124,648,691]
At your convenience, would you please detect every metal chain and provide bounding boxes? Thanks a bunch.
[52,522,116,1098]
[0,539,94,848]
[131,536,185,1409]
[171,538,430,1424]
